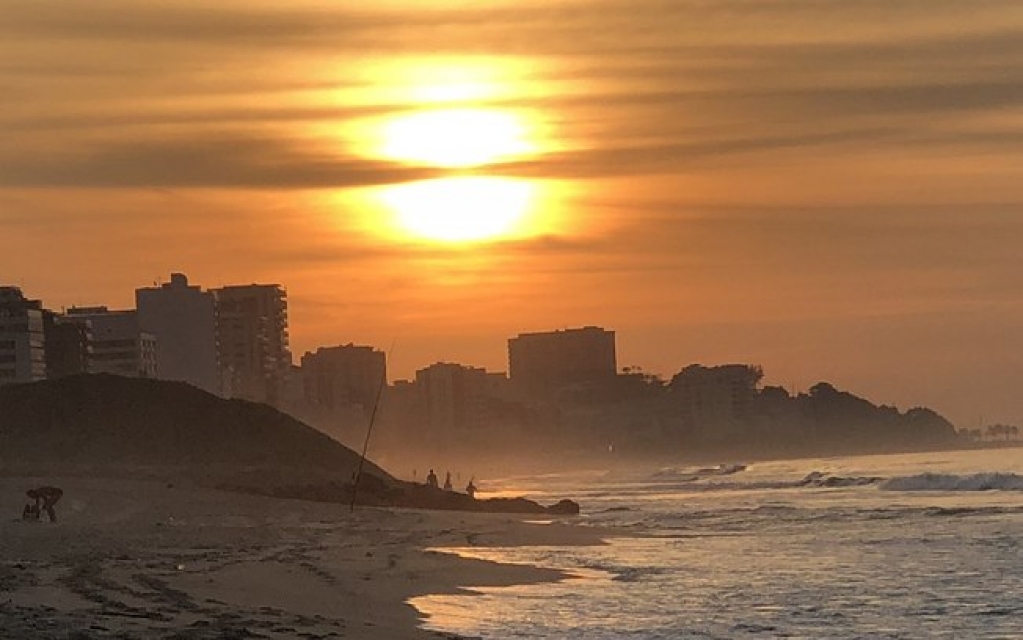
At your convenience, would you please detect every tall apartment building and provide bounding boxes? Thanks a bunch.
[43,311,92,379]
[64,307,157,378]
[213,284,290,406]
[136,273,219,394]
[508,326,617,400]
[300,343,386,413]
[0,286,46,385]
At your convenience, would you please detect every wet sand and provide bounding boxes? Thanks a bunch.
[0,476,603,639]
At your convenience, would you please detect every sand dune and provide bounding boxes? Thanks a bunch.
[0,375,392,483]
[0,375,578,515]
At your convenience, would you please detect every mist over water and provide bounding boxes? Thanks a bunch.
[413,449,1023,638]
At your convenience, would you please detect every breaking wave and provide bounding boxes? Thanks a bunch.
[798,471,882,488]
[598,467,1023,498]
[880,473,1023,492]
[648,463,747,482]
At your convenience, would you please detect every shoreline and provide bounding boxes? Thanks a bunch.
[0,475,606,639]
[411,441,1023,483]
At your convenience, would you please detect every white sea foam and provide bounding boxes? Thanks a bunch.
[647,463,746,482]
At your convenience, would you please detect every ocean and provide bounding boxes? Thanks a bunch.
[412,448,1023,639]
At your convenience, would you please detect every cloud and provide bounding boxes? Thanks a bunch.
[3,0,1022,191]
[0,135,445,189]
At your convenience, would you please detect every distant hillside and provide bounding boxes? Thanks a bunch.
[0,374,392,485]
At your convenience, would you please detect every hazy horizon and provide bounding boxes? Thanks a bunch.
[3,0,1022,429]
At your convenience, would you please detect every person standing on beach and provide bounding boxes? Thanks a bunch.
[465,478,477,499]
[426,469,439,488]
[443,471,453,491]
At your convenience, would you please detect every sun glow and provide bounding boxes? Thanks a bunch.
[323,56,565,244]
[379,177,536,243]
[379,108,535,169]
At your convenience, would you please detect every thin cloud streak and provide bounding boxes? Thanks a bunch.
[0,136,447,189]
[4,0,1022,192]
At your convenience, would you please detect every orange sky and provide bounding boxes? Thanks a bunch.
[3,0,1023,428]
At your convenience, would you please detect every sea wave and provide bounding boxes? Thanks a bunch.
[924,506,1023,518]
[648,463,747,482]
[879,472,1023,492]
[798,471,882,488]
[669,471,880,494]
[589,469,1023,500]
[610,566,671,582]
[640,470,1023,494]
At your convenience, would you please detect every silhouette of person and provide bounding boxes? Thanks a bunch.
[465,478,477,499]
[26,486,63,522]
[443,471,453,491]
[426,469,438,488]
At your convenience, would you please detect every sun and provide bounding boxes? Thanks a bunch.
[369,106,544,242]
[379,108,535,168]
[378,177,536,243]
[327,58,560,244]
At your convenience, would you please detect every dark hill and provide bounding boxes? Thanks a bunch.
[0,375,578,514]
[0,374,393,485]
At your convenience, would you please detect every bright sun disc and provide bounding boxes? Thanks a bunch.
[381,108,534,168]
[379,177,535,242]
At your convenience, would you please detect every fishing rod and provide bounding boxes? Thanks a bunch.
[350,340,394,513]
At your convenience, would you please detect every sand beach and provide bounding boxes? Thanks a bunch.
[1,476,603,639]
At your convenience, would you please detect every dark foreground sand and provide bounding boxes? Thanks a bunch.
[1,476,605,639]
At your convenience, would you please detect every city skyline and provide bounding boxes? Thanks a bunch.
[3,1,1023,429]
[5,277,972,468]
[0,274,1001,435]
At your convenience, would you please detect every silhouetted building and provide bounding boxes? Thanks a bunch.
[43,311,92,379]
[278,363,306,416]
[300,343,386,413]
[213,283,290,406]
[483,370,515,401]
[0,286,46,385]
[136,273,219,394]
[374,378,422,449]
[508,326,617,401]
[416,362,490,440]
[64,307,157,378]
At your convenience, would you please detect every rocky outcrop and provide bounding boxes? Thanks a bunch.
[392,483,580,514]
[217,474,581,515]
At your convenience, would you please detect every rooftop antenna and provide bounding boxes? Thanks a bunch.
[350,339,396,513]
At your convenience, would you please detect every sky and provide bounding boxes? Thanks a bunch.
[2,0,1023,428]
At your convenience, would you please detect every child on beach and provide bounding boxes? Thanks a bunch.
[22,502,40,521]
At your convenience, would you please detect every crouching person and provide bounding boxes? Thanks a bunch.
[25,486,63,522]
